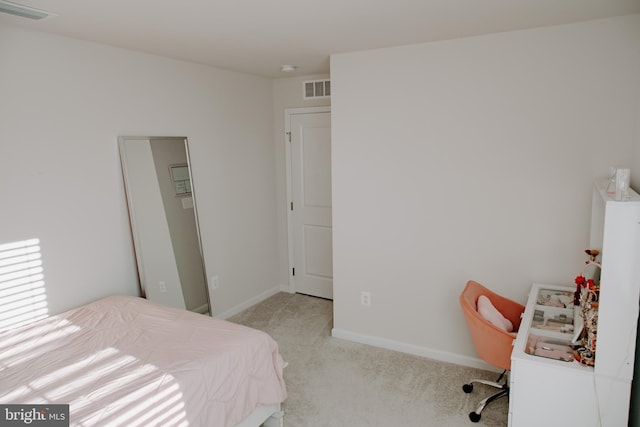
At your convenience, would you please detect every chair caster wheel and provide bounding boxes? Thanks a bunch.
[462,383,473,393]
[469,412,481,422]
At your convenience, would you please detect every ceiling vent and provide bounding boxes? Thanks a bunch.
[304,79,330,99]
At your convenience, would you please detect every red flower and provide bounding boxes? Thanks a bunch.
[586,279,595,290]
[575,275,586,285]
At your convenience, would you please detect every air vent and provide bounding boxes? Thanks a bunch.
[304,79,331,99]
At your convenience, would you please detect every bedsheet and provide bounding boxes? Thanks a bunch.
[0,296,287,427]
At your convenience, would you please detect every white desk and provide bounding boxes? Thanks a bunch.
[509,283,631,427]
[508,181,640,427]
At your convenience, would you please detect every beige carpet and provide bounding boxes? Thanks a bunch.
[229,292,508,427]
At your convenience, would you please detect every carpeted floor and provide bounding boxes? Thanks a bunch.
[229,292,508,427]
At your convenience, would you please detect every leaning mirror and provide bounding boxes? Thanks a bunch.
[119,136,210,315]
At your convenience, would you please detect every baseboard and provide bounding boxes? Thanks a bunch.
[279,283,294,293]
[331,328,498,372]
[216,286,282,320]
[192,303,209,314]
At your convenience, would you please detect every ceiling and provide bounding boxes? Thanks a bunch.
[1,0,639,78]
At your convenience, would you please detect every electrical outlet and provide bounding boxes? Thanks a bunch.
[159,281,167,293]
[211,276,219,289]
[360,291,371,307]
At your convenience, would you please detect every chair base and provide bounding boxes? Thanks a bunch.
[462,370,509,423]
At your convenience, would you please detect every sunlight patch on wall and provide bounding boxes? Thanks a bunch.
[0,238,48,331]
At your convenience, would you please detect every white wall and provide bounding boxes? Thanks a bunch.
[0,24,279,317]
[272,75,330,288]
[330,15,640,365]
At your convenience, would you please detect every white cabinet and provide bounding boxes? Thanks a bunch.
[509,181,640,427]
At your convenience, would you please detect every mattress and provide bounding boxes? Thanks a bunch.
[0,295,287,427]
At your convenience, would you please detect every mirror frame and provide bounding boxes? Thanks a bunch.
[118,136,210,314]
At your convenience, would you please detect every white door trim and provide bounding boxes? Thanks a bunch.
[284,106,331,294]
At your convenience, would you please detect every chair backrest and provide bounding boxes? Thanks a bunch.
[460,280,525,371]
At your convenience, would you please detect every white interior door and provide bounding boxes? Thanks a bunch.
[290,111,332,299]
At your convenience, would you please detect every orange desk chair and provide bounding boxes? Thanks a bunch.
[459,280,525,422]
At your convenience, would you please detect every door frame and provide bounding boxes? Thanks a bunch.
[284,106,332,294]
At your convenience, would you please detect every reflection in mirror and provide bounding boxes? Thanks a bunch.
[583,262,601,285]
[119,136,210,315]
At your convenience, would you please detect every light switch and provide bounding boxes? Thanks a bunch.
[182,197,194,209]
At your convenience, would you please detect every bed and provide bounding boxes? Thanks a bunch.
[0,295,287,427]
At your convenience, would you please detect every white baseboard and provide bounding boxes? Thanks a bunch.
[279,283,294,293]
[192,303,209,314]
[331,328,498,372]
[215,286,282,320]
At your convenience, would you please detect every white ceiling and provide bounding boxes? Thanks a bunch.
[1,0,639,78]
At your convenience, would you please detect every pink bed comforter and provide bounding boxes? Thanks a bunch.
[0,296,287,426]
